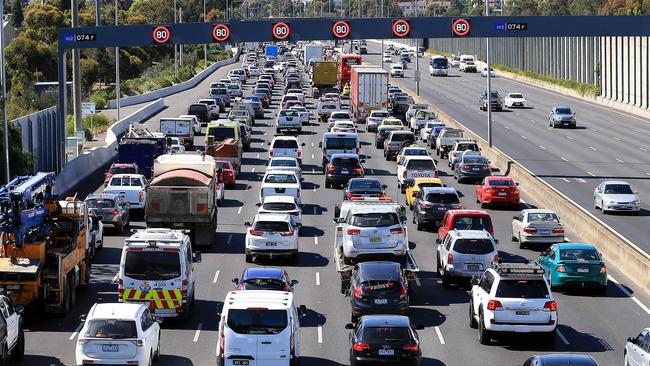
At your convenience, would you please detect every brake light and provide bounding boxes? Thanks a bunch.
[543,301,557,312]
[553,228,565,234]
[460,165,468,170]
[447,253,453,263]
[390,227,403,234]
[290,211,300,216]
[219,317,225,354]
[249,229,263,236]
[420,202,433,208]
[280,230,294,236]
[110,209,119,216]
[523,226,537,233]
[400,286,407,299]
[378,135,385,140]
[345,192,353,199]
[347,228,361,235]
[353,168,363,174]
[493,254,499,262]
[138,191,144,202]
[403,171,407,178]
[600,265,607,274]
[486,299,503,311]
[435,169,440,178]
[269,149,273,157]
[403,343,419,352]
[297,149,302,158]
[353,342,370,351]
[354,285,363,298]
[327,167,336,173]
[181,279,188,299]
[134,339,144,347]
[117,278,124,300]
[556,265,566,273]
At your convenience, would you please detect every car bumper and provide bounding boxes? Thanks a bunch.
[430,70,447,76]
[485,322,556,333]
[77,350,148,366]
[552,273,607,287]
[277,124,301,130]
[602,203,640,212]
[520,234,564,244]
[343,247,407,260]
[128,203,145,209]
[445,266,484,278]
[246,249,298,258]
[326,174,360,185]
[416,209,446,223]
[482,196,519,205]
[458,171,491,181]
[352,356,420,366]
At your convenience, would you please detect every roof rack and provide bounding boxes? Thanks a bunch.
[492,261,544,276]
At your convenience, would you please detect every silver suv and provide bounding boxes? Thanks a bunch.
[549,105,576,128]
[436,230,498,287]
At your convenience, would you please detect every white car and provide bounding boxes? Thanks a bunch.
[504,92,527,108]
[248,67,261,77]
[275,109,302,134]
[331,121,357,134]
[481,67,496,77]
[383,54,392,63]
[290,105,310,124]
[268,136,304,163]
[420,121,446,142]
[625,328,650,366]
[450,55,461,67]
[259,170,302,205]
[168,137,185,153]
[367,109,390,132]
[327,110,353,129]
[258,195,303,227]
[267,157,302,181]
[245,213,300,262]
[75,303,160,366]
[390,64,404,77]
[317,101,339,121]
[103,174,147,210]
[511,209,565,247]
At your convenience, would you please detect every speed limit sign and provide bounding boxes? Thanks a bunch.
[152,25,171,44]
[332,20,350,39]
[272,22,291,40]
[452,18,471,37]
[392,19,410,38]
[212,24,231,42]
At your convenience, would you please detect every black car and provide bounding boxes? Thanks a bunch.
[413,187,463,230]
[349,261,410,322]
[252,92,270,108]
[454,155,491,183]
[344,178,387,200]
[375,127,399,149]
[232,267,297,291]
[346,315,422,366]
[187,103,210,123]
[325,154,365,188]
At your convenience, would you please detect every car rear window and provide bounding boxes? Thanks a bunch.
[262,202,296,211]
[85,199,115,209]
[325,138,357,150]
[350,180,381,189]
[270,159,297,168]
[559,249,600,261]
[254,221,290,232]
[406,160,435,170]
[425,192,459,204]
[371,112,390,118]
[124,251,181,280]
[452,216,491,231]
[362,327,411,343]
[495,279,550,298]
[390,133,414,142]
[452,238,495,254]
[463,157,489,165]
[265,174,297,184]
[279,110,300,117]
[527,212,559,222]
[488,179,514,187]
[109,177,142,187]
[404,149,428,156]
[350,213,399,227]
[331,157,360,168]
[457,143,479,151]
[207,127,236,141]
[227,309,288,334]
[86,320,137,338]
[242,278,287,291]
[272,139,299,149]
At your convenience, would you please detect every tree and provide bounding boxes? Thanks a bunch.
[128,0,173,23]
[22,3,65,45]
[80,58,100,91]
[539,0,571,15]
[206,8,225,20]
[505,0,539,15]
[10,0,24,28]
[0,123,35,180]
[569,0,604,15]
[599,0,648,14]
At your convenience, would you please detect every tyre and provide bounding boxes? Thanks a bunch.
[518,234,525,249]
[12,329,24,361]
[624,352,629,366]
[343,256,352,265]
[468,302,478,329]
[0,345,7,366]
[415,216,423,231]
[441,270,451,287]
[245,252,253,263]
[290,356,301,366]
[477,311,491,345]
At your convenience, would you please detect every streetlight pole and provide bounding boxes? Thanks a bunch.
[1,0,9,182]
[174,0,178,78]
[485,0,492,147]
[204,0,207,67]
[380,0,384,70]
[415,0,419,96]
[115,0,121,121]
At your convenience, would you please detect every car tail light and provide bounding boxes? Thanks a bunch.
[447,253,453,263]
[543,301,557,312]
[556,265,566,273]
[353,285,363,298]
[390,227,403,234]
[249,229,263,236]
[110,209,119,216]
[327,167,336,173]
[403,343,419,352]
[297,149,302,158]
[269,149,273,157]
[378,135,385,140]
[332,128,339,132]
[347,228,361,235]
[486,299,503,311]
[484,187,491,193]
[138,191,144,202]
[460,165,468,170]
[493,254,499,262]
[117,278,124,300]
[420,202,433,208]
[337,226,343,232]
[523,226,537,233]
[600,265,607,274]
[181,279,188,299]
[280,230,294,237]
[290,211,300,216]
[133,339,144,347]
[219,317,225,354]
[345,192,353,199]
[353,342,370,352]
[400,286,407,299]
[353,168,363,174]
[553,228,565,234]
[403,171,407,178]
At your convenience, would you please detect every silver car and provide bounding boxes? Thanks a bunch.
[593,180,640,214]
[84,193,130,232]
[436,229,498,286]
[511,209,564,248]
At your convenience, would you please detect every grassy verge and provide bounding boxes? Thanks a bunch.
[67,114,114,141]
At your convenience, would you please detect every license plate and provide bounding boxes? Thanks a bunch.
[172,222,184,227]
[155,308,177,314]
[472,167,480,171]
[498,192,507,196]
[233,361,250,366]
[102,344,119,352]
[515,310,530,316]
[438,207,446,211]
[369,237,382,243]
[266,242,278,246]
[539,230,550,235]
[374,298,388,305]
[341,169,349,174]
[5,284,20,290]
[577,268,589,273]
[467,264,480,271]
[378,349,395,356]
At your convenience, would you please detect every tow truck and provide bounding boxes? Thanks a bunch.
[331,197,419,294]
[0,173,91,314]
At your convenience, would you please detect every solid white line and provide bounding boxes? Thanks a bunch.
[575,178,587,183]
[559,178,570,183]
[538,145,546,150]
[314,236,319,245]
[560,157,568,162]
[193,323,203,342]
[70,323,83,340]
[213,270,220,284]
[227,234,233,244]
[589,146,598,151]
[586,171,596,177]
[520,135,527,140]
[317,326,323,343]
[640,147,648,152]
[556,329,570,345]
[237,207,242,215]
[566,136,574,140]
[316,272,320,286]
[616,158,625,163]
[608,275,650,315]
[434,326,446,345]
[112,273,119,283]
[414,276,421,287]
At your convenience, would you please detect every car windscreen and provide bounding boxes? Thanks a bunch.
[253,221,290,232]
[214,88,227,94]
[509,94,523,99]
[242,278,287,291]
[279,110,300,117]
[264,174,297,184]
[362,326,412,343]
[604,184,633,194]
[389,133,414,142]
[406,160,435,170]
[208,127,236,141]
[227,309,288,334]
[262,202,296,211]
[463,157,489,165]
[556,108,572,114]
[350,212,399,227]
[86,320,138,339]
[124,251,181,280]
[432,58,448,68]
[488,179,514,187]
[452,238,495,254]
[527,212,559,223]
[331,157,360,167]
[444,130,464,138]
[559,249,600,261]
[452,216,491,231]
[405,149,428,156]
[490,92,500,99]
[495,280,550,299]
[395,97,411,102]
[272,140,298,149]
[425,192,459,204]
[85,199,115,209]
[325,138,357,150]
[270,159,297,168]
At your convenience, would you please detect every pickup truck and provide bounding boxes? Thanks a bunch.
[435,128,470,158]
[276,109,302,134]
[409,110,438,132]
[396,156,439,192]
[405,104,430,123]
[103,174,147,210]
[479,90,504,111]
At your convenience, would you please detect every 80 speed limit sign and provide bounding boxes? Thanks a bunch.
[392,19,410,37]
[152,25,171,44]
[212,24,231,42]
[272,22,291,40]
[452,18,471,37]
[332,20,350,39]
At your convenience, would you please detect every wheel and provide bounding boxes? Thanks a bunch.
[276,128,280,134]
[12,329,24,361]
[0,345,7,366]
[245,252,253,263]
[441,270,451,287]
[624,352,629,366]
[290,356,301,366]
[518,234,525,249]
[291,251,299,264]
[343,256,352,265]
[480,200,486,208]
[409,203,413,211]
[477,311,491,345]
[468,301,478,329]
[511,232,517,241]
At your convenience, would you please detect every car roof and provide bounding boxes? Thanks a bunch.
[447,209,490,217]
[535,354,597,365]
[555,243,598,250]
[262,195,297,204]
[324,132,357,138]
[349,178,381,185]
[360,315,411,328]
[89,302,143,320]
[357,261,402,279]
[422,186,457,194]
[450,229,493,239]
[242,267,285,281]
[272,135,299,141]
[602,180,630,185]
[110,174,145,179]
[224,290,294,310]
[255,212,291,222]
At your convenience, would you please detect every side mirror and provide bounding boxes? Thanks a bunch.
[516,183,520,186]
[415,324,424,330]
[628,337,635,343]
[79,313,87,322]
[470,276,480,286]
[232,277,240,285]
[333,217,344,224]
[301,142,306,146]
[513,215,519,220]
[193,251,202,263]
[15,304,24,315]
[334,205,341,218]
[299,305,307,316]
[382,184,388,189]
[290,279,299,286]
[255,202,261,207]
[154,317,164,324]
[267,142,271,145]
[345,323,355,329]
[244,221,252,227]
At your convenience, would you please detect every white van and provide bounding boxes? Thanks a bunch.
[216,291,306,366]
[459,54,477,73]
[319,132,360,169]
[429,55,449,76]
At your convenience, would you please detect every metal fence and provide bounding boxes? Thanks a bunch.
[11,106,60,172]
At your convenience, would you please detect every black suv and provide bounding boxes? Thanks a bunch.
[325,154,365,188]
[413,187,463,230]
[349,261,409,322]
[454,155,491,183]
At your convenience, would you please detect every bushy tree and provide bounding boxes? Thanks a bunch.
[22,3,65,45]
[505,0,540,15]
[10,0,24,28]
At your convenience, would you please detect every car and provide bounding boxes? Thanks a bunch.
[409,110,438,132]
[522,354,598,366]
[427,125,447,148]
[290,105,310,124]
[504,92,527,108]
[104,162,139,186]
[396,145,429,165]
[259,170,302,205]
[539,243,607,293]
[437,229,499,286]
[437,209,494,242]
[382,54,392,63]
[85,193,130,232]
[476,177,520,208]
[454,155,491,183]
[228,109,253,127]
[75,303,160,366]
[327,110,353,129]
[390,64,405,77]
[245,213,300,262]
[405,104,430,124]
[391,95,415,114]
[317,100,339,121]
[268,136,305,163]
[450,55,461,67]
[396,156,439,192]
[178,113,202,134]
[197,98,220,120]
[343,178,387,200]
[366,109,390,132]
[480,66,496,77]
[384,131,415,161]
[103,174,147,210]
[459,54,477,72]
[387,86,402,99]
[232,267,298,291]
[325,153,365,188]
[549,105,577,128]
[331,121,357,134]
[187,103,210,123]
[511,209,564,247]
[479,90,504,111]
[412,186,463,230]
[378,117,405,130]
[258,195,303,227]
[469,262,557,345]
[593,180,640,214]
[403,177,444,209]
[625,328,650,366]
[267,156,302,181]
[346,315,423,366]
[276,109,302,134]
[375,126,400,149]
[349,262,410,322]
[209,87,231,106]
[448,140,481,168]
[215,160,236,188]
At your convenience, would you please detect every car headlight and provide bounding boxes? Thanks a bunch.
[632,199,640,205]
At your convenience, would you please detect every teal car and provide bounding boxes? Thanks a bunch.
[539,243,607,294]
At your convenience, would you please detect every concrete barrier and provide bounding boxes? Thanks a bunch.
[389,77,650,293]
[105,98,166,145]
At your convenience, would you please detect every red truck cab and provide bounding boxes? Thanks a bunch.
[437,209,494,243]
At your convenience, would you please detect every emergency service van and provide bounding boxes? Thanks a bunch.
[118,229,201,320]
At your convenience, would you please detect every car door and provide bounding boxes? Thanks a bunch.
[140,309,157,359]
[0,298,17,348]
[539,246,557,279]
[512,212,524,239]
[473,272,493,315]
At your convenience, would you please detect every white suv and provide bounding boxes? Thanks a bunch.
[75,303,160,366]
[245,213,300,263]
[437,230,498,287]
[469,262,557,345]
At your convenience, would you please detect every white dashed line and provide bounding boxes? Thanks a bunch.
[616,158,625,163]
[575,178,587,183]
[434,326,446,345]
[69,323,83,340]
[311,154,314,159]
[559,178,570,183]
[227,234,232,244]
[529,119,535,124]
[317,326,323,343]
[193,323,203,342]
[566,136,574,140]
[213,270,220,284]
[311,142,314,147]
[632,128,640,133]
[614,136,621,141]
[256,154,260,158]
[538,145,546,150]
[112,273,119,283]
[505,126,511,130]
[237,207,242,215]
[609,120,617,125]
[251,168,256,172]
[314,236,319,245]
[608,275,650,315]
[560,157,568,162]
[586,171,596,177]
[640,147,648,152]
[556,329,570,345]
[263,132,268,135]
[316,272,320,286]
[646,172,650,176]
[520,135,527,140]
[590,128,599,132]
[589,146,597,151]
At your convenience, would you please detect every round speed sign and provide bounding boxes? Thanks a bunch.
[452,18,471,37]
[392,19,410,37]
[332,20,351,39]
[272,22,291,40]
[152,25,171,44]
[212,24,231,42]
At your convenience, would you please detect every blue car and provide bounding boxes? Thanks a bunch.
[231,267,297,291]
[539,243,607,294]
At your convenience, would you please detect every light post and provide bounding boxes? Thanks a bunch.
[115,0,121,121]
[1,0,9,182]
[204,0,207,67]
[485,0,492,147]
[174,0,178,78]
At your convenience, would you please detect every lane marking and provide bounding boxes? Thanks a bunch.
[616,158,625,163]
[632,128,641,133]
[614,136,621,141]
[575,178,587,183]
[316,272,320,286]
[566,136,574,140]
[213,270,220,284]
[227,234,233,244]
[608,275,650,315]
[317,325,323,343]
[590,128,599,132]
[434,326,446,345]
[69,323,83,340]
[556,329,570,345]
[520,135,527,140]
[237,207,242,215]
[311,142,314,147]
[193,323,203,342]
[586,171,596,177]
[505,126,511,130]
[311,154,314,159]
[559,178,570,183]
[313,186,316,192]
[251,167,256,172]
[589,146,598,151]
[529,119,535,124]
[314,236,319,245]
[256,153,260,158]
[640,147,648,152]
[538,145,546,150]
[560,157,568,162]
[112,273,119,283]
[414,276,421,287]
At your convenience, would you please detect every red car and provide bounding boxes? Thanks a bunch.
[476,176,520,208]
[216,160,236,188]
[104,163,139,186]
[437,209,494,243]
